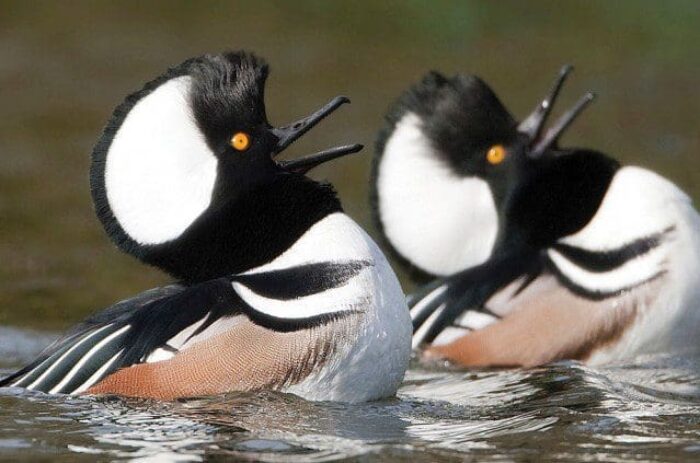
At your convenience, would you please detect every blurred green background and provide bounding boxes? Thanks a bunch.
[0,1,698,329]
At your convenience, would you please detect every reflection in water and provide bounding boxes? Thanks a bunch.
[1,329,699,462]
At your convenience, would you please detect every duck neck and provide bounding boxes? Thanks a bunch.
[143,174,343,283]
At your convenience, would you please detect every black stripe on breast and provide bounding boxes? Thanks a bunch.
[552,226,674,273]
[235,288,367,333]
[232,260,372,300]
[245,307,362,333]
[546,257,666,301]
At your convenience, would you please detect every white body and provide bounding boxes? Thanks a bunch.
[101,73,412,401]
[277,213,412,402]
[13,212,412,402]
[7,56,412,402]
[559,167,700,363]
[410,166,700,366]
[143,212,413,402]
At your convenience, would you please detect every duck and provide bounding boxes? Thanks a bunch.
[371,65,700,367]
[0,51,411,402]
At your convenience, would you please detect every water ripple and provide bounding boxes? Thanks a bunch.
[1,328,699,462]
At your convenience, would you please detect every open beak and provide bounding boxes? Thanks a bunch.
[519,65,596,158]
[518,65,573,141]
[530,92,595,157]
[271,96,363,174]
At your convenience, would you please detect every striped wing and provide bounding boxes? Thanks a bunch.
[410,228,673,350]
[1,260,371,395]
[410,250,539,347]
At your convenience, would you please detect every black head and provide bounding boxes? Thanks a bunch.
[91,51,362,282]
[372,65,615,277]
[503,149,620,251]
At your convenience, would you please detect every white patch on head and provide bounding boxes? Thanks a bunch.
[376,113,499,276]
[105,76,218,245]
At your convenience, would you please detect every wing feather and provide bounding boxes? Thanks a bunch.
[410,250,540,346]
[1,259,369,395]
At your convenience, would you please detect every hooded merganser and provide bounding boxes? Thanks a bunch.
[372,66,700,366]
[0,51,411,402]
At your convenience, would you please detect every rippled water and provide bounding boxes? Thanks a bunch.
[1,327,699,462]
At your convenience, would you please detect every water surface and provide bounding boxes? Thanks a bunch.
[1,329,699,462]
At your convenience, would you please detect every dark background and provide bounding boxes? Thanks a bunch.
[1,1,698,329]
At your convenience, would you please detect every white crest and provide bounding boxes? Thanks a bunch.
[104,76,219,245]
[376,113,499,276]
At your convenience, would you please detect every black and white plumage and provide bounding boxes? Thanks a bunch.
[1,51,411,401]
[373,66,700,366]
[372,72,515,279]
[3,260,369,394]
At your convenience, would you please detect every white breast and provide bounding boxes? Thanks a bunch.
[247,213,412,402]
[559,167,686,251]
[547,244,667,295]
[376,113,499,276]
[556,166,700,361]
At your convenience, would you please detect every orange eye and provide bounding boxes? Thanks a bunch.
[486,145,506,165]
[231,132,250,151]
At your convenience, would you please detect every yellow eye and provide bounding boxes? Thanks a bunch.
[486,144,506,165]
[231,132,250,151]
